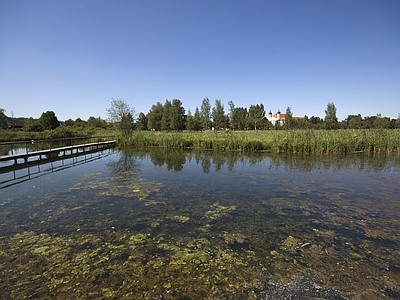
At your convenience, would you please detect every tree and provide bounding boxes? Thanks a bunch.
[63,119,75,127]
[193,107,202,131]
[147,102,163,131]
[248,104,265,130]
[373,114,390,129]
[228,100,235,129]
[231,107,248,130]
[346,114,363,129]
[121,112,135,134]
[106,98,135,132]
[363,116,375,129]
[0,108,7,129]
[396,113,400,129]
[74,118,86,128]
[170,99,185,131]
[212,99,226,130]
[87,116,106,128]
[23,117,42,132]
[161,100,172,131]
[298,115,310,129]
[284,107,293,130]
[324,102,338,129]
[136,112,148,130]
[200,97,211,130]
[309,116,323,129]
[39,111,59,130]
[186,109,195,131]
[389,118,397,129]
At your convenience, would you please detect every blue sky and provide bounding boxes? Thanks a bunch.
[1,0,399,121]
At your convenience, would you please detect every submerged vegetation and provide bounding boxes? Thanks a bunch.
[1,150,400,298]
[118,129,400,153]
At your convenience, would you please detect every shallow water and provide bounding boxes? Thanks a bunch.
[1,149,400,299]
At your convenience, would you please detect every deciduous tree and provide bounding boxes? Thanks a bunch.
[212,99,227,130]
[170,99,185,131]
[147,102,163,131]
[193,107,202,131]
[373,114,390,129]
[231,107,248,130]
[87,116,106,128]
[346,114,363,129]
[106,98,135,133]
[248,104,265,130]
[228,100,235,129]
[396,113,400,129]
[120,112,134,134]
[136,112,148,130]
[284,107,293,130]
[23,117,42,132]
[161,100,172,131]
[186,109,195,131]
[200,97,211,130]
[39,111,59,130]
[0,108,7,129]
[324,102,338,129]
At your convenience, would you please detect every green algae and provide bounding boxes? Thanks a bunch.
[33,246,50,254]
[205,202,237,219]
[172,215,190,223]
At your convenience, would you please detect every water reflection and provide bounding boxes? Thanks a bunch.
[106,148,141,177]
[127,148,400,174]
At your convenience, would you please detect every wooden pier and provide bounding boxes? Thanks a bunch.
[0,140,116,166]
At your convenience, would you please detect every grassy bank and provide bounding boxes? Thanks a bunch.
[0,127,118,142]
[118,129,400,153]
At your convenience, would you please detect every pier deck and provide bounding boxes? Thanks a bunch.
[0,140,116,165]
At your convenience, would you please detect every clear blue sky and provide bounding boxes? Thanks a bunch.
[1,0,399,121]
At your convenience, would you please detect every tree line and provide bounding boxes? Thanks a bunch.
[1,98,400,134]
[0,108,109,132]
[111,98,400,132]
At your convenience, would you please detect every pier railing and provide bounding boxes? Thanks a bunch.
[0,145,116,189]
[0,136,115,156]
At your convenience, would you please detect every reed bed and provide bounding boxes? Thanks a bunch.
[118,129,400,153]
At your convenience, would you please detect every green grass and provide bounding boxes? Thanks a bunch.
[118,129,400,153]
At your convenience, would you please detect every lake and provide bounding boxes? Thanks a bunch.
[1,149,400,299]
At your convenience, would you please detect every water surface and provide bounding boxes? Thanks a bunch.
[1,149,400,299]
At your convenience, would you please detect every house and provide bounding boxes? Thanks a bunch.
[6,118,24,130]
[267,110,304,126]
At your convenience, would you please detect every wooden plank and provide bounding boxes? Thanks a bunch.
[0,141,116,163]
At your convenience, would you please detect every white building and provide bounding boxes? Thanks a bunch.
[267,110,285,126]
[267,109,304,126]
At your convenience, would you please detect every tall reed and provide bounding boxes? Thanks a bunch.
[118,129,400,153]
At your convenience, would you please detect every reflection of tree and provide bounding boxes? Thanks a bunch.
[106,149,141,180]
[109,148,400,175]
[149,150,186,172]
[268,153,400,172]
[212,154,226,172]
[201,156,211,174]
